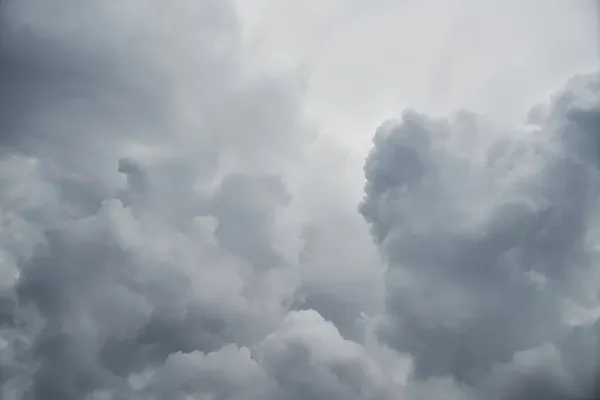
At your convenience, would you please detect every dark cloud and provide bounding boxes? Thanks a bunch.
[0,1,389,399]
[360,71,600,398]
[0,0,598,399]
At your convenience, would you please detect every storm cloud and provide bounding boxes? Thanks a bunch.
[361,72,600,398]
[0,0,598,399]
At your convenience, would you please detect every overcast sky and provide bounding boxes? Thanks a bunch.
[0,1,599,399]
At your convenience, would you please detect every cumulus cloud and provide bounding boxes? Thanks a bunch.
[360,71,600,398]
[0,1,598,400]
[0,0,385,399]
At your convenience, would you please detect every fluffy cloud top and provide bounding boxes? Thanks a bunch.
[361,72,600,398]
[0,1,598,399]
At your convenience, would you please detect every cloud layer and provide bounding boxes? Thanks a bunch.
[0,1,598,399]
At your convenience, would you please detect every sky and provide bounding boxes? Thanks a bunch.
[0,1,598,399]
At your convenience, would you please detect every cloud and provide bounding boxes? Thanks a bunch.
[237,0,598,155]
[360,71,600,398]
[0,0,598,399]
[0,1,386,399]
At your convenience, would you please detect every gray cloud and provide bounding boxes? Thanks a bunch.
[0,0,598,399]
[360,71,600,398]
[0,1,388,399]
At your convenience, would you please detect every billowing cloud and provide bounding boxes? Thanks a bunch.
[0,0,598,400]
[0,0,385,399]
[360,71,600,399]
